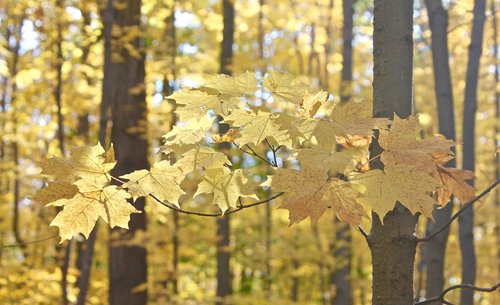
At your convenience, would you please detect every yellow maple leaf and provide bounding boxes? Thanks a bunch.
[263,71,308,104]
[354,165,439,220]
[379,115,455,174]
[31,181,79,205]
[296,147,365,174]
[298,91,328,118]
[162,116,215,153]
[50,184,138,242]
[205,71,258,97]
[173,145,231,174]
[169,89,221,121]
[434,166,475,206]
[329,99,389,137]
[270,166,366,225]
[223,108,293,147]
[120,160,185,206]
[194,168,259,212]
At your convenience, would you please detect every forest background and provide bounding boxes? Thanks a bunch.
[0,0,499,305]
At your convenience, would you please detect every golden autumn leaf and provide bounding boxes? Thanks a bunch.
[270,166,366,225]
[329,99,389,137]
[296,147,365,174]
[434,166,475,206]
[120,160,185,206]
[50,184,138,242]
[162,116,215,153]
[173,145,231,174]
[263,71,308,104]
[298,91,328,118]
[379,115,455,174]
[194,168,259,212]
[223,108,293,147]
[354,165,439,220]
[32,181,79,205]
[38,143,115,184]
[169,89,221,120]
[205,71,258,97]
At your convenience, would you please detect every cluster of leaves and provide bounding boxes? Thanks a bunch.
[34,72,476,242]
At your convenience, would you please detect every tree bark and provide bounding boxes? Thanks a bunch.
[368,1,416,305]
[460,1,486,304]
[422,1,456,303]
[106,0,149,304]
[215,1,234,305]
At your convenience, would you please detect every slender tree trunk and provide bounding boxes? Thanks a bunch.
[460,1,485,304]
[75,4,104,304]
[422,1,456,303]
[340,0,354,103]
[172,211,179,295]
[312,224,327,305]
[324,0,334,90]
[291,259,300,302]
[330,1,354,304]
[215,1,234,304]
[106,0,149,304]
[368,1,416,305]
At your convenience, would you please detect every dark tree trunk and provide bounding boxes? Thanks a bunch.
[459,1,485,304]
[106,0,149,304]
[340,0,354,103]
[215,2,234,304]
[422,1,456,303]
[368,1,416,305]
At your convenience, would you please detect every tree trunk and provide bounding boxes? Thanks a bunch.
[368,1,416,305]
[215,2,234,304]
[75,3,109,304]
[330,1,354,304]
[106,0,149,304]
[422,1,456,303]
[460,1,485,304]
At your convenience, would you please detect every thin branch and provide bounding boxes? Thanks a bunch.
[2,234,58,248]
[414,282,500,305]
[233,141,275,166]
[416,179,499,243]
[149,192,284,217]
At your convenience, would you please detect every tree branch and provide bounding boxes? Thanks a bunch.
[414,282,500,305]
[150,192,284,217]
[416,179,499,243]
[2,234,58,248]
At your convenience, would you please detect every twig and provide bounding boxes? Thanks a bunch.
[2,234,58,248]
[416,179,499,243]
[233,141,275,166]
[414,282,500,305]
[150,192,284,217]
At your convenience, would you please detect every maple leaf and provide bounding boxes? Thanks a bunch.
[120,160,185,206]
[162,116,215,153]
[298,91,328,118]
[38,143,115,183]
[223,108,293,147]
[296,147,365,174]
[434,166,475,206]
[329,99,389,137]
[379,115,455,174]
[269,166,366,225]
[205,71,258,97]
[32,181,79,205]
[194,168,259,212]
[50,179,139,241]
[168,89,221,121]
[354,165,439,220]
[263,71,308,104]
[173,145,231,174]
